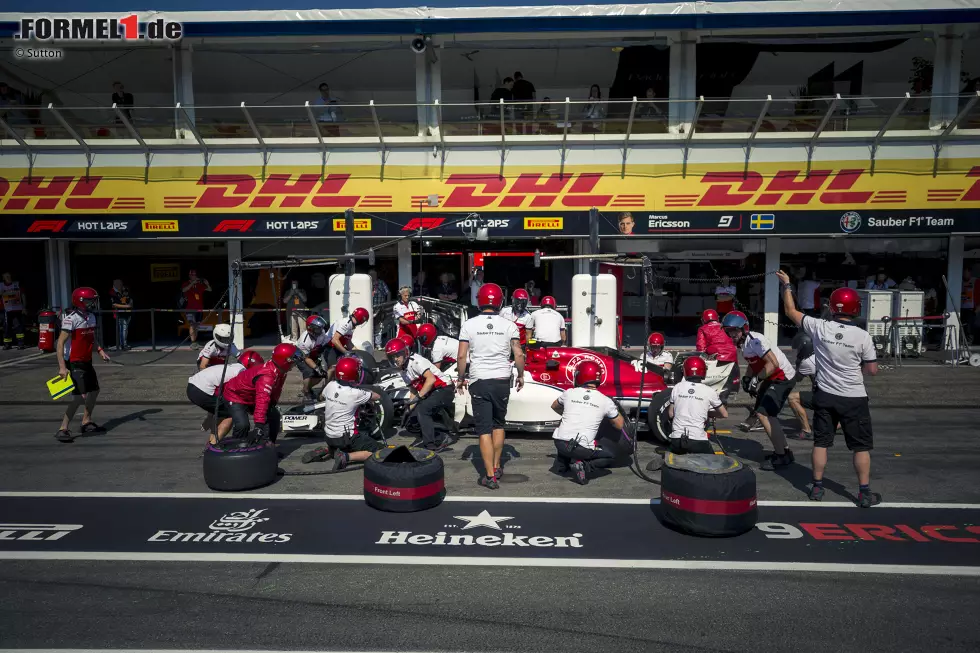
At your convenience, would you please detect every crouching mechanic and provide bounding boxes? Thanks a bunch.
[777,270,880,507]
[386,337,454,451]
[668,356,728,454]
[187,350,263,432]
[325,307,370,380]
[641,332,673,373]
[295,314,332,402]
[722,311,797,470]
[215,342,298,444]
[55,287,112,443]
[197,323,240,369]
[551,361,625,485]
[696,308,739,399]
[302,356,385,471]
[529,296,566,346]
[416,323,459,371]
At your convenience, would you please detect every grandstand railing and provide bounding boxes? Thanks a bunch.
[2,93,978,175]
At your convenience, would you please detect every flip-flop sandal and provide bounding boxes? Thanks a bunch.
[80,422,106,434]
[55,429,74,443]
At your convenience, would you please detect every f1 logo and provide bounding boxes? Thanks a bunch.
[402,217,445,231]
[213,219,255,233]
[27,220,67,233]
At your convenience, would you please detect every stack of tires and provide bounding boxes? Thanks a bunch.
[657,453,757,537]
[203,440,279,491]
[363,445,446,512]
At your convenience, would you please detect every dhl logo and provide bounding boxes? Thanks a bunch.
[524,217,563,230]
[332,218,372,231]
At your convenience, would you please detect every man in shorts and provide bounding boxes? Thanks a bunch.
[457,282,524,489]
[668,356,728,455]
[777,270,880,507]
[55,287,111,443]
[302,355,385,470]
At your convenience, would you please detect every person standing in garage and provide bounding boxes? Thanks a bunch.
[777,270,880,508]
[528,296,566,346]
[456,282,523,490]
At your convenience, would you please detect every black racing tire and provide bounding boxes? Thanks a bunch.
[658,454,757,537]
[203,439,279,491]
[596,416,636,464]
[353,351,378,385]
[363,445,446,512]
[358,385,394,440]
[645,389,672,446]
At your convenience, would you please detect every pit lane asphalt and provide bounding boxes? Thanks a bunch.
[1,348,979,652]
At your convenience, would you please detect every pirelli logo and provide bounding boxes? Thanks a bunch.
[141,219,179,232]
[524,217,563,230]
[332,218,372,232]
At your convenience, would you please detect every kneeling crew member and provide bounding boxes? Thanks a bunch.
[457,282,523,490]
[187,350,263,431]
[416,323,460,371]
[787,331,816,441]
[197,324,240,370]
[296,314,332,402]
[528,295,566,346]
[551,361,625,485]
[777,270,880,507]
[386,337,454,451]
[722,311,797,470]
[55,287,112,443]
[325,307,369,380]
[668,356,728,454]
[216,342,298,443]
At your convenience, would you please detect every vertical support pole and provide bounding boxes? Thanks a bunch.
[588,207,600,277]
[946,235,965,356]
[150,308,157,352]
[227,239,244,349]
[929,26,964,130]
[764,237,781,345]
[397,239,412,291]
[344,208,355,276]
[668,31,697,135]
[45,239,71,311]
[174,43,195,140]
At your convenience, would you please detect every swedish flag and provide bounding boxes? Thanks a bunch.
[750,213,775,230]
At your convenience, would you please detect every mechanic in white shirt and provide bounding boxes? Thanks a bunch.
[642,332,674,372]
[295,314,333,402]
[714,275,737,315]
[529,296,566,346]
[722,311,797,471]
[302,356,384,471]
[499,288,534,346]
[323,307,370,381]
[787,331,816,441]
[196,324,241,370]
[777,270,880,508]
[668,356,728,454]
[797,270,822,316]
[385,337,454,451]
[551,360,625,485]
[416,323,460,371]
[457,282,524,490]
[187,350,263,432]
[393,287,422,341]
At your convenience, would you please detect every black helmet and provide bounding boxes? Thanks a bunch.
[792,331,814,360]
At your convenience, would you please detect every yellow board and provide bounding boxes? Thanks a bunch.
[46,375,75,400]
[0,159,977,213]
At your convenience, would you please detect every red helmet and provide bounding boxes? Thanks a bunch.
[722,310,750,340]
[829,287,861,317]
[416,323,438,347]
[683,355,707,380]
[306,314,327,336]
[701,308,719,324]
[398,333,415,350]
[574,360,603,387]
[335,355,363,384]
[385,337,411,368]
[540,295,557,309]
[477,283,504,310]
[512,288,530,312]
[71,287,98,312]
[271,342,299,369]
[239,350,264,369]
[648,332,665,356]
[350,307,370,325]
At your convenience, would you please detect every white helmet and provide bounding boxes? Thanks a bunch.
[213,324,233,346]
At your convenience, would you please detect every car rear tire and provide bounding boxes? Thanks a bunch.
[645,389,672,446]
[358,385,394,440]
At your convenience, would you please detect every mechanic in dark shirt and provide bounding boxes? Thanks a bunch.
[489,77,514,118]
[111,81,134,120]
[511,71,536,131]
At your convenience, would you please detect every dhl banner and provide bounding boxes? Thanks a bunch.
[1,160,979,238]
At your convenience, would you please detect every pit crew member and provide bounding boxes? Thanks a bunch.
[393,286,422,341]
[302,355,386,470]
[787,331,816,441]
[551,361,625,485]
[641,332,673,373]
[386,337,454,451]
[55,287,112,443]
[722,311,797,470]
[1,271,26,350]
[295,314,332,402]
[196,324,241,370]
[187,350,263,432]
[457,282,524,490]
[696,308,739,398]
[528,295,565,346]
[416,323,460,371]
[214,342,298,444]
[668,356,728,454]
[499,288,534,346]
[777,270,880,507]
[324,307,370,380]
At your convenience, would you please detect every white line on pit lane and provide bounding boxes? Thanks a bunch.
[0,351,52,369]
[1,491,979,509]
[0,551,977,576]
[0,650,421,653]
